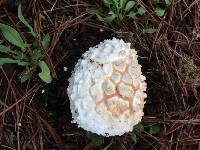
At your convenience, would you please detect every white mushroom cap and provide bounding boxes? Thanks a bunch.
[67,38,147,137]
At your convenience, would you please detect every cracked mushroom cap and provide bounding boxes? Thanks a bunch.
[67,38,147,137]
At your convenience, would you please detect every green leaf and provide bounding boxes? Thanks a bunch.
[119,0,125,10]
[12,51,29,61]
[20,70,32,83]
[127,11,138,19]
[102,0,113,7]
[32,49,42,61]
[42,34,50,49]
[91,136,104,146]
[143,27,157,34]
[112,0,119,8]
[118,13,124,22]
[125,1,135,12]
[0,58,29,66]
[154,7,165,17]
[0,58,16,66]
[96,15,105,22]
[0,99,8,108]
[38,61,52,83]
[86,8,102,15]
[133,123,144,134]
[165,0,172,5]
[149,124,160,134]
[128,132,137,144]
[20,74,30,83]
[0,23,27,50]
[18,4,36,37]
[137,6,146,15]
[102,13,117,24]
[86,132,104,146]
[0,45,13,53]
[16,61,29,66]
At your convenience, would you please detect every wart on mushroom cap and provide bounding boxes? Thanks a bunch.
[67,38,147,137]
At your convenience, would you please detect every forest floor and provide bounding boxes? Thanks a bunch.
[0,0,200,150]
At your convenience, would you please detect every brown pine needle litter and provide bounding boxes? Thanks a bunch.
[0,0,200,149]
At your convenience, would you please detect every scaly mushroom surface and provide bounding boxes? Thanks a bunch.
[67,38,147,136]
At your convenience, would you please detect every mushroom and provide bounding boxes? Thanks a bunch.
[67,38,147,137]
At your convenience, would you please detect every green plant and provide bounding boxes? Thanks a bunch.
[147,123,160,134]
[154,7,165,16]
[0,4,52,83]
[127,123,160,145]
[86,132,113,149]
[87,0,173,24]
[142,0,172,34]
[87,0,146,24]
[127,123,144,144]
[143,27,157,34]
[150,0,172,17]
[86,132,104,146]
